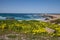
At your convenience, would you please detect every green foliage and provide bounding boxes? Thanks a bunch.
[0,20,60,37]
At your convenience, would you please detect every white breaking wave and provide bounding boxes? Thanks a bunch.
[0,16,6,20]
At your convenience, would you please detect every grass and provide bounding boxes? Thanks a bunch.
[0,20,60,40]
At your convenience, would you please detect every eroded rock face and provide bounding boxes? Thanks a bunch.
[45,27,55,34]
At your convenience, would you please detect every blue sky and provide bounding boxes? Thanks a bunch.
[0,0,60,13]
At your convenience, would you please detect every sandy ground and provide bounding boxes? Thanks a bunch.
[45,14,60,22]
[50,14,60,19]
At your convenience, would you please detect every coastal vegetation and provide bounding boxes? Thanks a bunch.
[0,20,60,40]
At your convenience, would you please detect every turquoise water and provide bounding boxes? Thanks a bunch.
[0,13,46,20]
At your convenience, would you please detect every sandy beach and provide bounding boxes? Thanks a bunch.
[46,14,60,21]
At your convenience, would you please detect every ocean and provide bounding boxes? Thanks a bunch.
[0,13,47,20]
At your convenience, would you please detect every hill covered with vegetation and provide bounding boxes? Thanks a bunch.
[0,20,60,40]
[0,20,60,37]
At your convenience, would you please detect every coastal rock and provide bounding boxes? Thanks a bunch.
[45,27,55,34]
